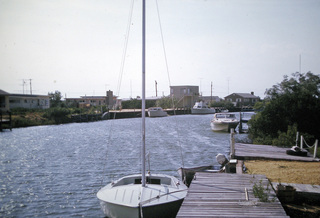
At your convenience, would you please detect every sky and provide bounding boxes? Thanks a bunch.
[0,0,319,99]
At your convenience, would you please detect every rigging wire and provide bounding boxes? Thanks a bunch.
[116,0,135,99]
[155,0,185,169]
[100,0,135,187]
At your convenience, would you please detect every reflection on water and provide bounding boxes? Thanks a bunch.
[0,114,247,217]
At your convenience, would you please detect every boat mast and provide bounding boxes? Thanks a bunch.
[141,0,146,187]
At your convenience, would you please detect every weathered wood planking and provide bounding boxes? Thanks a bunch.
[272,182,320,195]
[177,172,289,217]
[234,143,319,162]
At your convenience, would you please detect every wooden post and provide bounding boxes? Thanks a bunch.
[314,139,318,159]
[239,112,243,133]
[295,132,299,147]
[9,111,12,131]
[0,111,2,132]
[300,135,304,149]
[230,128,235,159]
[245,187,249,201]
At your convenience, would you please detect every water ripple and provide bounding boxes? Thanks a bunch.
[0,115,240,217]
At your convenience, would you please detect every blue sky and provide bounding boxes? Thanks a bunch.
[0,0,319,99]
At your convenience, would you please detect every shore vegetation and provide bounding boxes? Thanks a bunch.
[248,72,320,157]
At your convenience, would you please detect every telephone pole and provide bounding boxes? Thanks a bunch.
[155,80,158,97]
[29,79,32,95]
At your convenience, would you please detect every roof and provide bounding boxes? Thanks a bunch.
[0,89,10,96]
[225,93,259,99]
[9,93,50,98]
[170,85,198,88]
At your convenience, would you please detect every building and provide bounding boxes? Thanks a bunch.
[65,90,115,109]
[0,89,10,111]
[224,92,260,107]
[170,85,199,108]
[9,93,50,109]
[1,89,50,110]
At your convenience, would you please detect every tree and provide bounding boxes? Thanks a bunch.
[48,90,63,107]
[156,96,177,108]
[249,72,320,145]
[209,101,236,111]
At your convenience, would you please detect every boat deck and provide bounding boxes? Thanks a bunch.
[177,172,289,217]
[234,143,319,162]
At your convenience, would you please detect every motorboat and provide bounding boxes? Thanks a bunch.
[97,1,188,217]
[178,165,221,187]
[178,154,228,187]
[191,101,215,114]
[210,113,239,132]
[148,107,167,117]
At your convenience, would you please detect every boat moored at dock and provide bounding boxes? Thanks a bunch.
[191,101,215,114]
[148,107,167,117]
[97,174,187,218]
[210,113,239,132]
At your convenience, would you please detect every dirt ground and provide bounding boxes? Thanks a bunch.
[244,160,320,185]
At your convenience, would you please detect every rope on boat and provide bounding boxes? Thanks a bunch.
[99,0,135,189]
[139,188,188,206]
[302,137,317,148]
[154,0,186,171]
[116,0,135,100]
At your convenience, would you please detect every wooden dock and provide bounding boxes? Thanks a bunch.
[109,108,190,119]
[177,172,289,217]
[0,110,12,131]
[233,143,319,162]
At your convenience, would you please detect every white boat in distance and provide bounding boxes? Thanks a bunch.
[210,113,239,132]
[97,0,188,217]
[148,107,167,117]
[191,101,215,114]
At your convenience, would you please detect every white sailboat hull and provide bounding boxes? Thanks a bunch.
[99,201,139,218]
[97,174,188,218]
[99,197,184,218]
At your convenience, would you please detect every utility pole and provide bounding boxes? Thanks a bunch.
[155,80,158,97]
[21,79,26,94]
[29,79,32,95]
[211,81,213,102]
[199,78,203,96]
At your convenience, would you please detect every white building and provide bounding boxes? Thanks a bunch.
[9,93,50,109]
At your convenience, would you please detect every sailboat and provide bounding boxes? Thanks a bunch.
[96,1,188,217]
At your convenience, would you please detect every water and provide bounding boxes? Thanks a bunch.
[0,114,241,217]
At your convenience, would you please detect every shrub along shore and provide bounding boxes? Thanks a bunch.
[9,107,107,128]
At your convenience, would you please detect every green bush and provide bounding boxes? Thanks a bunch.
[249,72,320,146]
[43,108,71,124]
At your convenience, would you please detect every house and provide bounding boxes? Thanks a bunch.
[65,90,116,109]
[9,93,50,109]
[0,89,10,111]
[224,92,260,107]
[170,85,199,108]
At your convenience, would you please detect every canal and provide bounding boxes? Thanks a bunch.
[0,114,244,217]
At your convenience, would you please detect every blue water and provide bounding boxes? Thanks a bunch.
[0,114,244,217]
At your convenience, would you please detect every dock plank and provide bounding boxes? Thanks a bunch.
[177,172,289,217]
[234,143,319,162]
